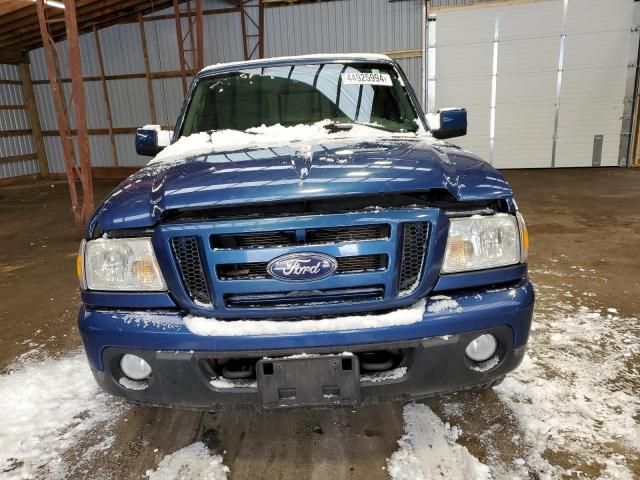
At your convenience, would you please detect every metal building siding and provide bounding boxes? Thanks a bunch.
[265,0,422,56]
[0,64,39,179]
[431,0,638,168]
[43,137,64,174]
[492,0,561,169]
[433,6,494,160]
[107,79,152,127]
[0,64,19,81]
[395,57,423,101]
[145,19,182,73]
[203,12,244,65]
[153,78,186,127]
[554,0,636,167]
[97,24,146,76]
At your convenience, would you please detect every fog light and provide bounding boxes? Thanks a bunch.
[120,354,152,380]
[465,334,497,362]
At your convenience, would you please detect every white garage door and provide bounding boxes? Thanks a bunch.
[429,0,638,168]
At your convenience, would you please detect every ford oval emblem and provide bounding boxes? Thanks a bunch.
[267,252,338,282]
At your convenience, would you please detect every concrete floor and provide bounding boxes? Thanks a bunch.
[0,167,638,478]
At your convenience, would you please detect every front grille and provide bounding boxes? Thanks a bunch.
[212,231,296,249]
[306,225,390,244]
[211,224,389,250]
[398,223,429,294]
[171,237,212,305]
[225,286,385,308]
[217,254,388,280]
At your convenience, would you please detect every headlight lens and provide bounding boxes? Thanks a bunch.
[442,214,522,273]
[84,238,166,291]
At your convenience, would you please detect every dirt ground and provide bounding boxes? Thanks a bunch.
[1,167,639,479]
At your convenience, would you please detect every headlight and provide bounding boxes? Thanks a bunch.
[83,238,166,291]
[442,214,524,273]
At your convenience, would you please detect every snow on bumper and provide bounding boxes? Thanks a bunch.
[78,280,534,373]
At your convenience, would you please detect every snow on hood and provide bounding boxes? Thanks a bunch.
[149,120,425,165]
[88,122,513,235]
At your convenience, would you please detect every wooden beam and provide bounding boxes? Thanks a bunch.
[0,0,175,51]
[37,0,83,231]
[140,6,240,22]
[195,0,204,70]
[41,127,173,136]
[259,0,265,58]
[31,70,196,85]
[0,1,31,18]
[0,129,32,138]
[0,153,38,166]
[0,104,27,110]
[0,79,22,86]
[138,14,157,125]
[64,0,95,228]
[18,63,49,178]
[632,88,640,167]
[93,26,118,167]
[173,0,189,96]
[384,49,422,59]
[0,173,39,187]
[49,166,139,180]
[0,47,28,64]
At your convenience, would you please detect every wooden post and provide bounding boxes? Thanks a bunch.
[36,0,83,230]
[258,0,264,58]
[18,62,49,178]
[64,0,94,226]
[93,26,118,167]
[138,14,157,125]
[632,87,640,167]
[239,2,249,60]
[195,0,204,70]
[173,0,188,95]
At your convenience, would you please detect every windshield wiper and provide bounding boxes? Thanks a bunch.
[323,122,416,133]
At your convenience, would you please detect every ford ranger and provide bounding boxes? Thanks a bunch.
[77,53,534,410]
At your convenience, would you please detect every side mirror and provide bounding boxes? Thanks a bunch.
[427,108,467,140]
[135,125,173,156]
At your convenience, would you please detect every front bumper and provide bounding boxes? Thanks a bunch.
[79,280,534,409]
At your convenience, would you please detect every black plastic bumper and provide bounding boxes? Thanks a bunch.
[94,325,525,410]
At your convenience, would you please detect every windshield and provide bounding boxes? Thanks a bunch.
[179,62,421,137]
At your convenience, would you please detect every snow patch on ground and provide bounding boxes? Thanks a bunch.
[145,442,229,480]
[495,301,640,478]
[185,300,425,336]
[0,352,121,479]
[149,120,424,165]
[387,403,492,480]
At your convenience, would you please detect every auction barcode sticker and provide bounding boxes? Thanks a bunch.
[341,72,393,86]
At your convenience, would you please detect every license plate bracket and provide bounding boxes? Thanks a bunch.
[257,354,360,409]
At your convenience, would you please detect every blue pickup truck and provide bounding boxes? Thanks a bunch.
[77,54,534,410]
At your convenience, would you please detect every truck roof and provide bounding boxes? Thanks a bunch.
[198,53,394,76]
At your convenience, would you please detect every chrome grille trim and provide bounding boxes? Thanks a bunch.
[217,254,388,280]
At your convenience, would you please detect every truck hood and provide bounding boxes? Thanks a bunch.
[89,136,513,235]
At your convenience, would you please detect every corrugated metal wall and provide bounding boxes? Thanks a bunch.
[25,0,424,174]
[0,64,39,180]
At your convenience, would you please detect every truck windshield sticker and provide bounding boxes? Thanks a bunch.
[341,72,392,86]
